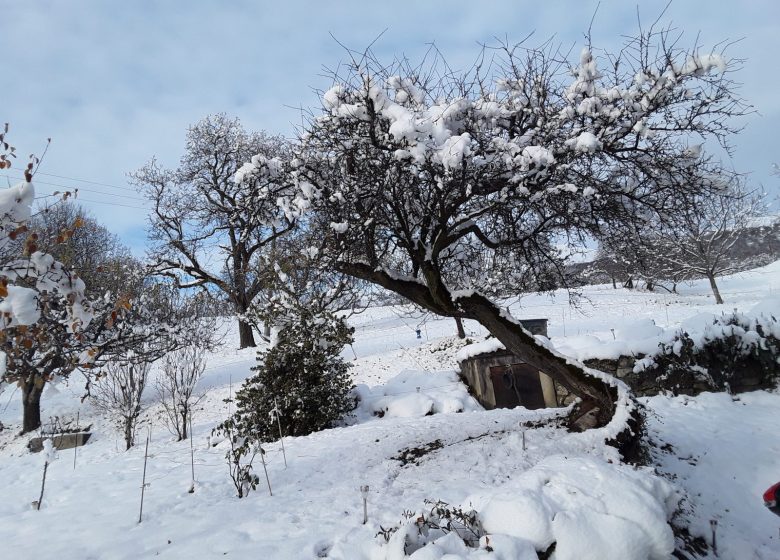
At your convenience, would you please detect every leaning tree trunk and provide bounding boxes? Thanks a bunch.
[457,292,617,428]
[340,263,621,430]
[454,316,466,339]
[22,379,44,434]
[707,272,724,304]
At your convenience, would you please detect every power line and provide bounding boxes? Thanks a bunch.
[34,170,139,193]
[72,197,149,210]
[32,191,149,211]
[0,173,146,202]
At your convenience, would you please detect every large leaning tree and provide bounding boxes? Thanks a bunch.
[261,29,747,428]
[132,114,295,348]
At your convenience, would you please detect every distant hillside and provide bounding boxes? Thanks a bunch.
[572,216,780,287]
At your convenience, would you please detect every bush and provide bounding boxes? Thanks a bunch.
[635,313,780,394]
[231,311,356,442]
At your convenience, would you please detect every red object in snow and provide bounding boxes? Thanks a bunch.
[763,482,780,513]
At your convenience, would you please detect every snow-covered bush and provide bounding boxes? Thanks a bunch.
[377,499,486,551]
[635,313,780,394]
[225,311,355,442]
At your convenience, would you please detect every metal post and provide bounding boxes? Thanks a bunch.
[138,436,150,523]
[274,398,287,468]
[259,447,272,497]
[188,414,195,493]
[73,411,79,470]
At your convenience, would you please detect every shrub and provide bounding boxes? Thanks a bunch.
[229,311,355,442]
[635,312,780,394]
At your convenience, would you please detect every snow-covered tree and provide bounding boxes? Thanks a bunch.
[133,114,295,348]
[270,28,747,427]
[0,128,98,432]
[2,273,187,433]
[25,201,139,295]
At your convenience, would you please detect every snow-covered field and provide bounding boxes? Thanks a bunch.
[2,262,780,559]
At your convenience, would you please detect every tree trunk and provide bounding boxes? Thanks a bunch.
[707,272,724,304]
[457,292,616,427]
[22,380,44,434]
[180,410,188,440]
[238,319,256,348]
[454,316,466,339]
[263,322,272,339]
[124,418,134,450]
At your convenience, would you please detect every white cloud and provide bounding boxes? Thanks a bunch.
[2,0,778,249]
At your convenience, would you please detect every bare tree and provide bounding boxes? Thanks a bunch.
[132,114,295,348]
[156,345,207,441]
[276,26,748,429]
[658,186,765,304]
[91,360,152,450]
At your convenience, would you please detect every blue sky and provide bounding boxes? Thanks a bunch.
[2,0,779,252]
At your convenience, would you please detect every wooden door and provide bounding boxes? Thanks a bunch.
[489,363,546,410]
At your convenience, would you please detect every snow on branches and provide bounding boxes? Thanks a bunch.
[273,29,748,430]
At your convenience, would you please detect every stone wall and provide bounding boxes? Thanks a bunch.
[584,355,776,397]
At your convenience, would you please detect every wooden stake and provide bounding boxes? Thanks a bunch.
[274,398,287,468]
[710,519,718,556]
[360,485,369,524]
[36,461,49,511]
[138,436,150,523]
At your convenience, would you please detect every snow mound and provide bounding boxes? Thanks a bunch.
[353,370,481,421]
[329,455,677,559]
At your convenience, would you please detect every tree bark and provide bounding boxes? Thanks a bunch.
[124,418,134,450]
[707,272,724,304]
[454,316,466,339]
[22,380,44,434]
[238,319,256,348]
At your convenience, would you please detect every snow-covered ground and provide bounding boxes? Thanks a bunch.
[1,262,780,559]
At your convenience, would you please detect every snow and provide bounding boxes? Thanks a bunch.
[1,261,780,558]
[352,369,480,421]
[567,131,602,153]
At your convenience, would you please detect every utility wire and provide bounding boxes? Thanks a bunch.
[0,173,146,202]
[37,193,149,211]
[32,170,139,193]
